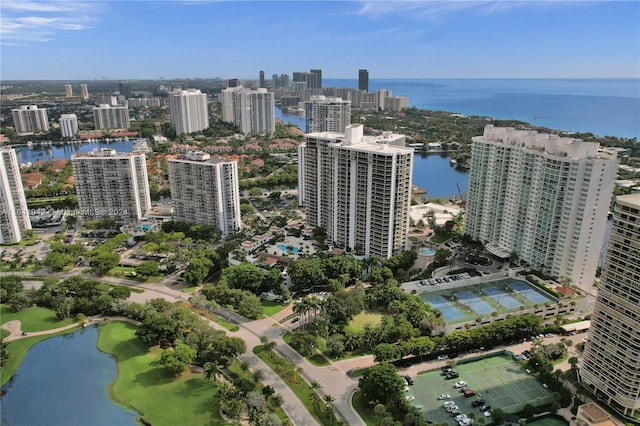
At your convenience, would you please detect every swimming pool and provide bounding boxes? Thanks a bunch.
[419,247,436,256]
[278,245,300,254]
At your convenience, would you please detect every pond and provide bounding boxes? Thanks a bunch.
[0,327,139,426]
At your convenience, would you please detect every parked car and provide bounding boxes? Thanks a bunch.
[291,317,300,323]
[455,414,468,422]
[471,399,486,407]
[443,401,457,407]
[454,381,468,388]
[438,394,451,400]
[445,372,460,379]
[464,389,477,397]
[406,395,415,401]
[437,354,449,360]
[479,405,492,412]
[405,375,414,385]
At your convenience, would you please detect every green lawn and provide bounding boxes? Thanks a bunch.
[0,304,75,331]
[345,311,384,333]
[97,321,229,426]
[2,326,81,386]
[352,390,383,426]
[261,300,288,317]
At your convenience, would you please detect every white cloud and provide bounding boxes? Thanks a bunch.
[0,1,102,45]
[355,1,582,21]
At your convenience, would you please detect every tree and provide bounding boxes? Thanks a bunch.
[373,343,399,363]
[358,363,405,406]
[183,256,213,285]
[491,408,507,425]
[135,261,159,278]
[568,356,579,371]
[159,341,196,375]
[203,361,221,384]
[220,263,265,293]
[374,404,387,424]
[44,251,73,272]
[0,275,23,303]
[90,250,120,275]
[7,293,32,312]
[271,394,284,408]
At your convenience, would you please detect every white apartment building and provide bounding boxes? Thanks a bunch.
[11,105,49,135]
[0,147,31,243]
[168,152,241,237]
[129,98,162,108]
[64,84,73,98]
[93,104,130,130]
[59,114,78,138]
[168,89,209,135]
[465,125,617,290]
[71,148,151,223]
[221,87,275,135]
[581,193,640,419]
[304,96,351,133]
[299,124,413,259]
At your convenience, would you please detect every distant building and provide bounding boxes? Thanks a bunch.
[299,124,412,259]
[304,96,351,133]
[385,96,409,111]
[93,104,130,130]
[293,71,321,90]
[358,69,369,92]
[310,69,322,89]
[64,84,73,98]
[0,147,31,243]
[128,98,161,108]
[464,125,617,290]
[72,148,151,223]
[581,193,640,418]
[259,71,266,88]
[118,82,132,98]
[227,78,241,88]
[168,89,209,135]
[80,84,89,100]
[11,105,49,135]
[221,86,275,135]
[168,151,242,237]
[59,114,78,138]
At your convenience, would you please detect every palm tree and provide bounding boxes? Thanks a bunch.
[203,361,221,385]
[310,380,322,393]
[309,390,322,411]
[265,340,277,358]
[271,394,284,409]
[252,369,264,382]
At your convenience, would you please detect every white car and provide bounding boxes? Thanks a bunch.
[438,394,451,400]
[484,411,492,417]
[443,400,457,406]
[455,414,468,421]
[437,354,449,360]
[454,381,468,388]
[403,386,410,392]
[406,395,415,401]
[459,419,474,426]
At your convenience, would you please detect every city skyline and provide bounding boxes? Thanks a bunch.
[1,1,638,80]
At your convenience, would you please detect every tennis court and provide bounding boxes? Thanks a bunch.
[425,295,464,321]
[455,354,552,413]
[508,281,552,304]
[456,291,495,314]
[482,287,522,309]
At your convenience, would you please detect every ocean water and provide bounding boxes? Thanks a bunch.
[325,78,640,139]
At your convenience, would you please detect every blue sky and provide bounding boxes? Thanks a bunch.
[1,1,639,80]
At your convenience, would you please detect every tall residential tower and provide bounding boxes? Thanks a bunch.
[221,87,275,136]
[304,96,351,133]
[581,193,640,418]
[11,105,49,135]
[358,69,369,92]
[93,104,130,130]
[168,151,242,237]
[299,124,412,259]
[464,125,617,290]
[0,147,31,243]
[72,148,151,223]
[168,89,209,135]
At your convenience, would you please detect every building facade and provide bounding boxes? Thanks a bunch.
[64,84,73,98]
[299,124,412,259]
[464,125,617,289]
[71,148,151,223]
[358,69,369,92]
[59,114,78,138]
[0,147,31,244]
[168,151,242,237]
[93,104,130,130]
[11,105,49,135]
[304,96,351,133]
[80,84,89,100]
[168,89,209,135]
[581,193,640,418]
[221,87,275,135]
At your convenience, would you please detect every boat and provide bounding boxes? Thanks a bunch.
[450,159,458,165]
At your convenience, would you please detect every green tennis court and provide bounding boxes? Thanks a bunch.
[455,355,552,413]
